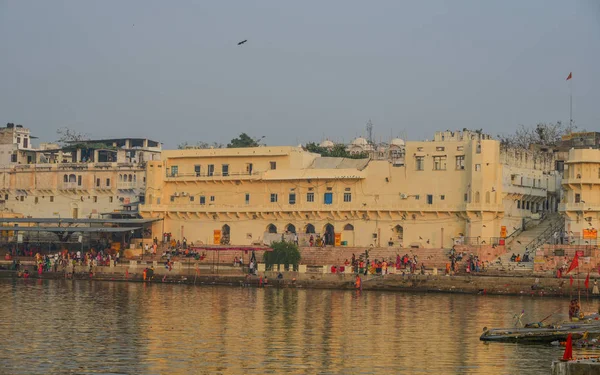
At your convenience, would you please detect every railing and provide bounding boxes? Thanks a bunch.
[526,216,564,253]
[166,171,259,178]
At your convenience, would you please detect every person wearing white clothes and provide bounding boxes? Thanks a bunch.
[593,280,599,295]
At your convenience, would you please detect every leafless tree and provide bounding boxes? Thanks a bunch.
[56,127,90,145]
[498,121,577,149]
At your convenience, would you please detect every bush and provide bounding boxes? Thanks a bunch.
[263,241,301,269]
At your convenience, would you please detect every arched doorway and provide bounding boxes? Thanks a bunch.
[393,225,404,242]
[285,224,296,233]
[221,224,230,245]
[323,224,335,246]
[267,224,277,234]
[305,224,315,234]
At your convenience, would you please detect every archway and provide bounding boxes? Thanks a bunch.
[305,224,315,234]
[323,224,335,246]
[221,224,230,245]
[393,225,404,241]
[68,174,76,183]
[267,224,277,234]
[285,224,296,233]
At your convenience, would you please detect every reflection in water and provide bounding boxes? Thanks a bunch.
[0,279,594,374]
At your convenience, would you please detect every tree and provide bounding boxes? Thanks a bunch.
[178,141,224,149]
[498,121,576,149]
[305,142,369,159]
[56,127,89,145]
[263,241,301,270]
[227,133,262,148]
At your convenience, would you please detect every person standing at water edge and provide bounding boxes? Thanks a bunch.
[593,280,599,295]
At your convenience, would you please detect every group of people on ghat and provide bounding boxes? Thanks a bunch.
[329,252,427,276]
[7,247,120,278]
[509,252,531,262]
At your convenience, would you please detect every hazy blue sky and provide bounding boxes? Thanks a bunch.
[1,0,599,148]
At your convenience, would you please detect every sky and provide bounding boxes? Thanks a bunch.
[1,0,599,149]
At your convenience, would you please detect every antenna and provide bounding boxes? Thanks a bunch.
[366,119,373,144]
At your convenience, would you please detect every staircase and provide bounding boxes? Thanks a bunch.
[487,213,564,272]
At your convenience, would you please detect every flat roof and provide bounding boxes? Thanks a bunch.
[0,218,161,224]
[0,226,142,233]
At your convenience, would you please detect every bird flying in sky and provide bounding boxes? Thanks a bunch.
[237,40,247,45]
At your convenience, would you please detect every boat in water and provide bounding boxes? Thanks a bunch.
[480,322,600,344]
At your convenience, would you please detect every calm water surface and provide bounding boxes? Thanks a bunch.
[0,279,595,375]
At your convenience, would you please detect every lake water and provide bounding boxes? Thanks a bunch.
[0,278,596,375]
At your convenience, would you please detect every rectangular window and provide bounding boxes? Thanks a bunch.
[207,164,214,177]
[427,194,433,204]
[289,193,296,204]
[245,193,250,204]
[170,196,175,202]
[440,195,445,200]
[433,156,447,170]
[270,161,277,170]
[210,196,215,202]
[476,144,482,154]
[270,193,278,203]
[50,196,54,202]
[190,196,194,202]
[222,164,229,176]
[246,163,253,175]
[77,175,82,186]
[200,196,206,205]
[324,192,333,205]
[307,192,314,202]
[517,200,521,209]
[475,164,481,172]
[344,192,352,202]
[10,154,17,163]
[106,178,110,187]
[93,196,97,203]
[34,197,38,204]
[436,147,445,151]
[455,156,465,170]
[20,196,24,202]
[575,193,581,203]
[526,201,530,210]
[96,178,100,187]
[415,156,424,171]
[170,165,178,176]
[464,193,468,202]
[415,195,420,200]
[194,165,201,177]
[157,198,161,204]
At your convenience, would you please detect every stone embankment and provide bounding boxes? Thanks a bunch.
[1,260,597,298]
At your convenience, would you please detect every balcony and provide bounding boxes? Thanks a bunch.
[60,183,81,190]
[165,171,259,181]
[562,176,600,185]
[559,203,600,212]
[117,182,137,190]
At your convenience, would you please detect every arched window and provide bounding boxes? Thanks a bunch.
[285,224,296,233]
[128,174,133,182]
[63,174,68,183]
[119,174,123,182]
[267,224,277,234]
[221,224,230,245]
[305,224,315,234]
[133,175,137,182]
[394,225,404,241]
[69,174,76,183]
[475,191,480,203]
[485,191,490,204]
[343,224,354,231]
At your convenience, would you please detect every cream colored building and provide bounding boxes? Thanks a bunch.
[0,134,161,219]
[140,130,560,248]
[559,148,600,242]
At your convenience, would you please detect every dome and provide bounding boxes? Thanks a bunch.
[390,138,405,146]
[319,140,334,148]
[351,137,369,146]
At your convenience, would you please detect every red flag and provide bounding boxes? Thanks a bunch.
[566,254,579,274]
[563,333,573,361]
[585,272,590,289]
[566,72,572,81]
[570,275,574,286]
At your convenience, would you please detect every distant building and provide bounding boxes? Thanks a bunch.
[0,123,161,219]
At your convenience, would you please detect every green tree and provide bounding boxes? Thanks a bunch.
[227,133,262,148]
[263,241,301,270]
